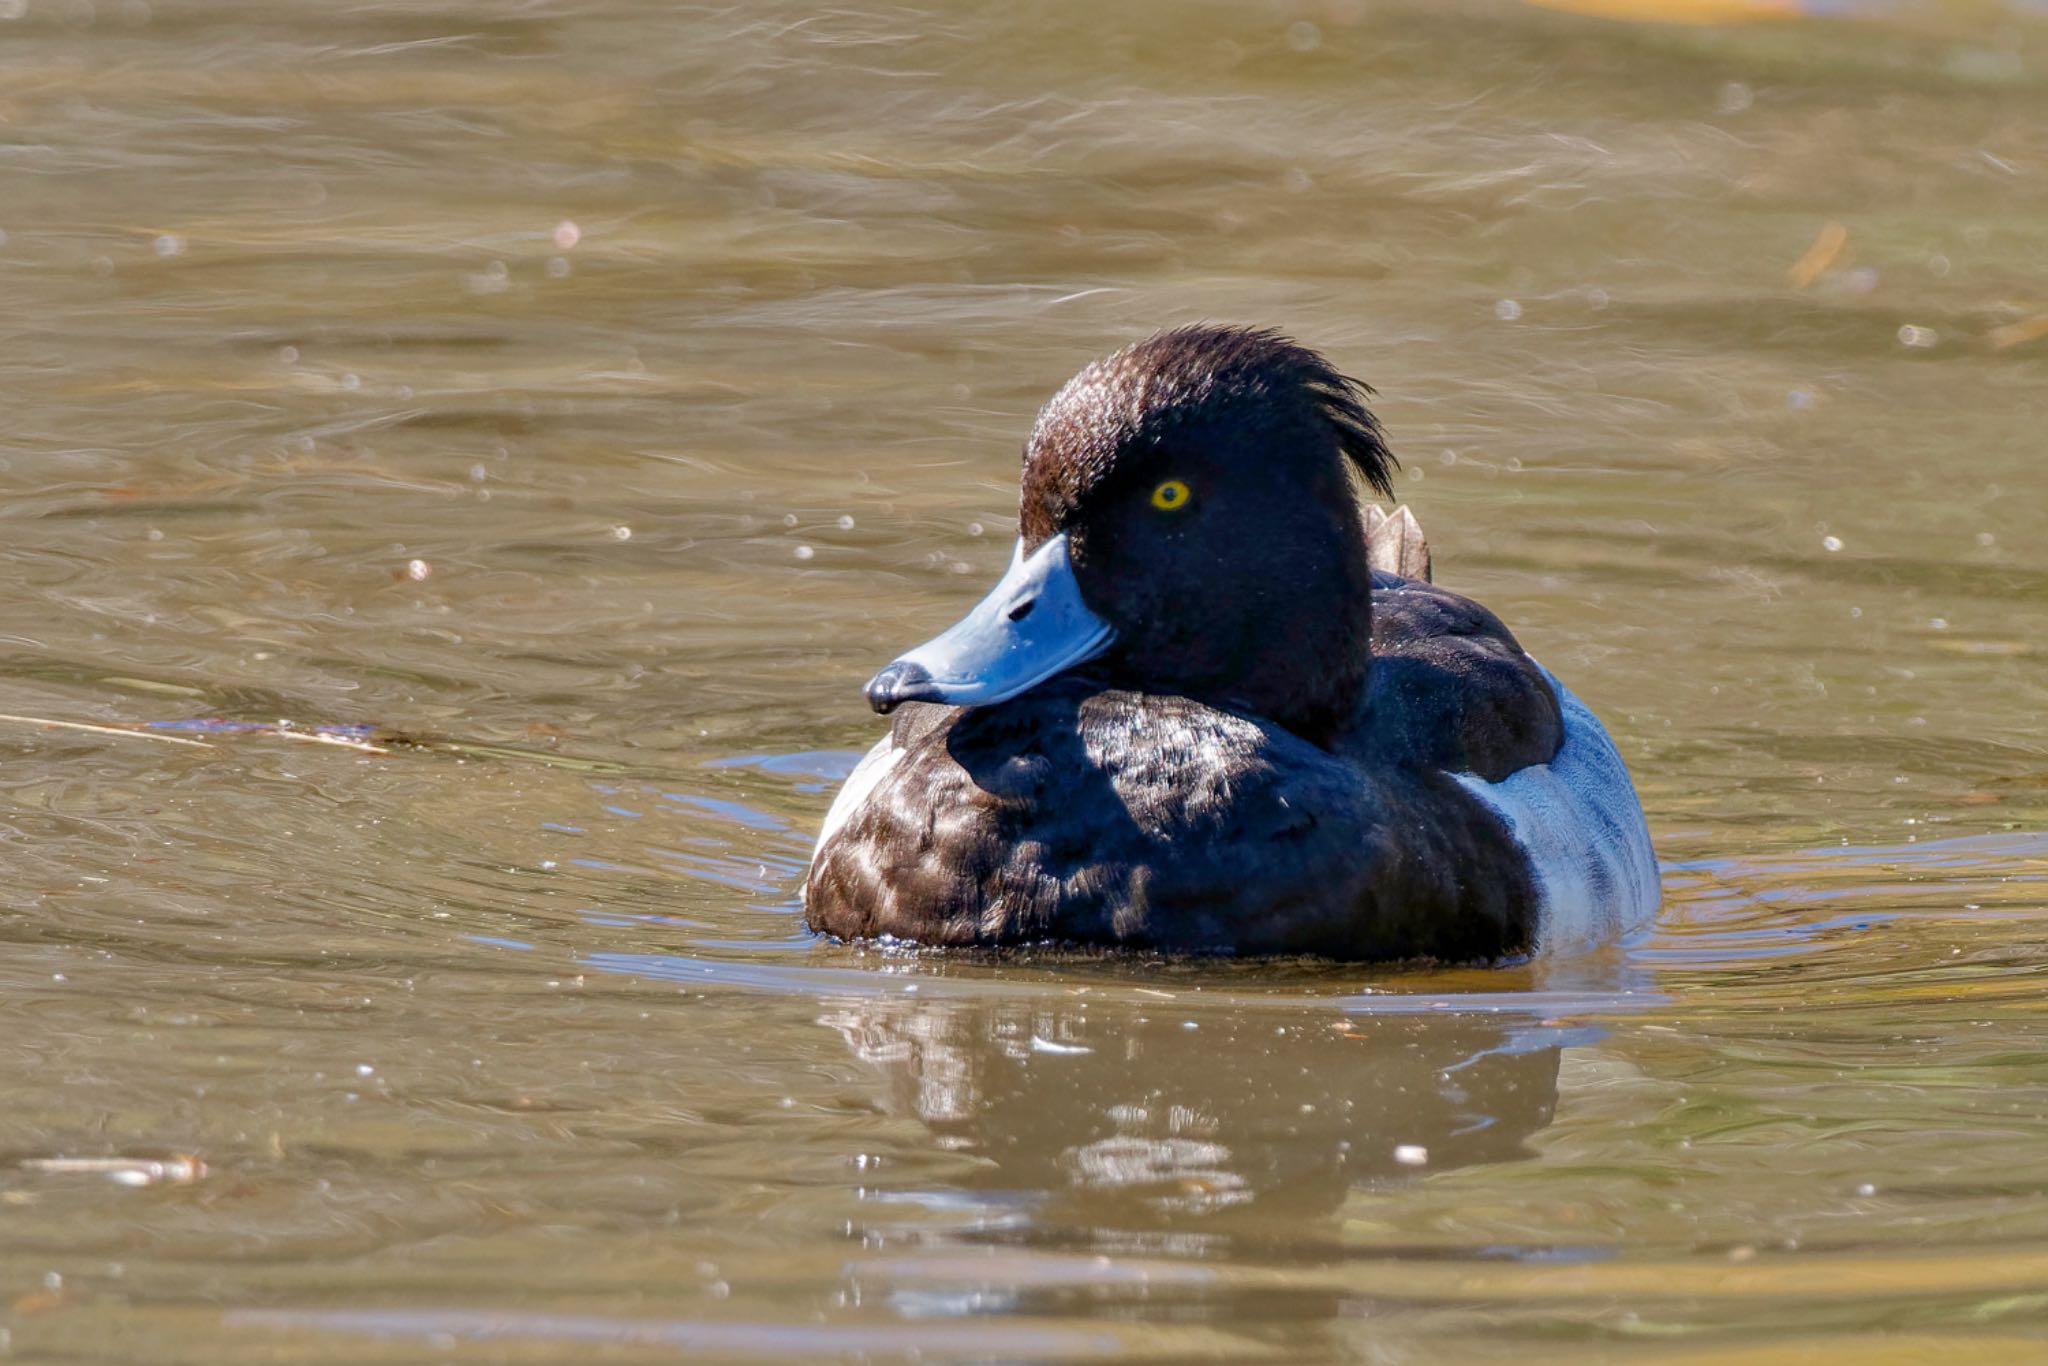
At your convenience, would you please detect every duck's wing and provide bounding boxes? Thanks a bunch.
[1360,579,1661,949]
[1358,579,1561,781]
[1364,504,1431,583]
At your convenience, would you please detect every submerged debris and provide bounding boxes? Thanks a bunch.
[1789,221,1848,289]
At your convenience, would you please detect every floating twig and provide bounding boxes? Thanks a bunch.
[0,713,211,748]
[268,729,391,755]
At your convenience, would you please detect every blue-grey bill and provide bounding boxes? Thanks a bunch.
[865,532,1114,714]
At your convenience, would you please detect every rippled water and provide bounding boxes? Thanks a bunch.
[2,0,2046,1360]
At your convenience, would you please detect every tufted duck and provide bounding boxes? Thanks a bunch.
[804,326,1658,960]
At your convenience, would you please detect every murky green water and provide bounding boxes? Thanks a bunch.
[2,0,2046,1360]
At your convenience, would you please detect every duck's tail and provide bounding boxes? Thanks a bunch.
[1364,504,1432,582]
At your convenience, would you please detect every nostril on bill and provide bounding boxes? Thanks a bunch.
[1006,598,1036,623]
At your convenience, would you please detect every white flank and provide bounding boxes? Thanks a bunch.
[1450,662,1660,951]
[813,736,902,858]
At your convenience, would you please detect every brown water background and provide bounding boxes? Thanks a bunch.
[2,0,2047,1360]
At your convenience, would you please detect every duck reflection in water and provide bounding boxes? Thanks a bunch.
[825,991,1567,1227]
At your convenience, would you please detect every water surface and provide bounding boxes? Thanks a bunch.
[2,1,2047,1360]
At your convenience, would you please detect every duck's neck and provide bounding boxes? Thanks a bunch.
[1212,509,1375,750]
[1244,587,1371,747]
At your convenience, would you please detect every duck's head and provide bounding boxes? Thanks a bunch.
[866,325,1398,745]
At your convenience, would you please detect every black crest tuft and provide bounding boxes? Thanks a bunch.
[1126,324,1397,499]
[1291,347,1397,501]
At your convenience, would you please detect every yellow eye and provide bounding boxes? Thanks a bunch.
[1150,478,1192,511]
